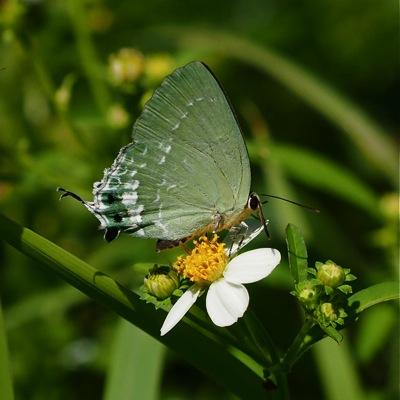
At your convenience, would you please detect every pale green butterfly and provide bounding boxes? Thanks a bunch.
[58,62,266,250]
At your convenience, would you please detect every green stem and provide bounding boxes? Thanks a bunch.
[281,317,315,371]
[244,311,290,400]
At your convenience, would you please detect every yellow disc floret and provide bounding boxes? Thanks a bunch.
[174,235,228,284]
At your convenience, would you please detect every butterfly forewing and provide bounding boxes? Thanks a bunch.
[89,62,251,241]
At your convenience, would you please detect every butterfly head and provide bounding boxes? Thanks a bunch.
[248,193,261,211]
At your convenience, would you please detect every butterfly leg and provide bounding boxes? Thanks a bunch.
[257,205,270,240]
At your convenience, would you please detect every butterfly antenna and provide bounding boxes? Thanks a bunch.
[260,194,320,213]
[57,187,85,204]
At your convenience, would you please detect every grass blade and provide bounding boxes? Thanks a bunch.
[0,299,14,400]
[313,337,364,400]
[272,144,379,216]
[104,319,165,400]
[355,304,396,364]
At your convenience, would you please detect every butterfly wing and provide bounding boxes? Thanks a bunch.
[88,62,251,241]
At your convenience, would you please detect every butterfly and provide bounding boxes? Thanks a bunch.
[58,61,267,250]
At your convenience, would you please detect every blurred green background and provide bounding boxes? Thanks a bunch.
[0,0,398,399]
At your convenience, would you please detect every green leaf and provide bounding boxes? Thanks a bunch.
[348,282,399,313]
[338,285,353,295]
[271,144,379,216]
[285,224,308,283]
[104,319,165,400]
[0,300,14,400]
[355,304,396,364]
[319,325,342,344]
[313,337,364,400]
[0,214,268,399]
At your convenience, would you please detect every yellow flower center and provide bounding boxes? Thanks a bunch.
[173,235,228,284]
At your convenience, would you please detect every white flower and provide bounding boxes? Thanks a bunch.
[160,246,281,336]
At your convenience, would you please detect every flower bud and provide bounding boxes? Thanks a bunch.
[144,266,179,300]
[319,303,338,322]
[317,261,345,288]
[295,280,320,310]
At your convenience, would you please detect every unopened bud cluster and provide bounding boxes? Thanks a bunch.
[293,260,356,341]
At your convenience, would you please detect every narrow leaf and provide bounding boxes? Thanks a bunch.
[271,144,379,216]
[313,337,364,400]
[355,304,396,364]
[285,224,308,283]
[104,319,165,400]
[0,299,14,400]
[348,282,399,313]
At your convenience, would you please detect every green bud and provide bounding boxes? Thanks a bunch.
[144,266,179,300]
[296,280,321,310]
[317,261,345,288]
[319,303,338,322]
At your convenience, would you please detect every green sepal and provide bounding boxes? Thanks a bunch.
[345,274,357,282]
[307,267,317,276]
[138,285,173,310]
[338,284,353,294]
[138,277,192,310]
[324,286,334,296]
[314,261,323,270]
[336,317,345,325]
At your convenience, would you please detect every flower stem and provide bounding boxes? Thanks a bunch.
[281,317,315,371]
[243,311,290,400]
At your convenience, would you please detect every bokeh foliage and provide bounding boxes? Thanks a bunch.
[0,0,398,399]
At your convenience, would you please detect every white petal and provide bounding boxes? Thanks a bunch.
[206,279,249,327]
[223,248,281,284]
[160,285,201,336]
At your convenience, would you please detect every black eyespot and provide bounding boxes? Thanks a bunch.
[107,193,116,204]
[113,214,123,223]
[249,195,259,210]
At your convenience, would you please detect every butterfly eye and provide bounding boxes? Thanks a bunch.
[248,194,259,210]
